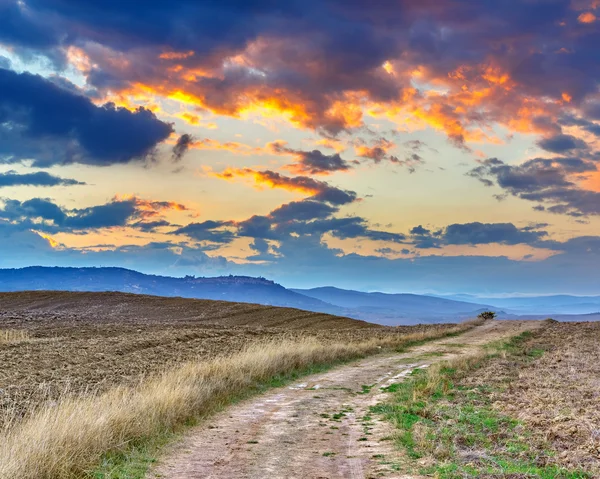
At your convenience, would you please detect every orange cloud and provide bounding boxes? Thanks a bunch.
[180,112,200,124]
[355,138,395,162]
[578,12,597,23]
[214,168,323,196]
[580,170,600,192]
[159,50,195,60]
[212,168,357,205]
[113,194,188,218]
[189,138,261,155]
[315,138,346,153]
[177,112,218,129]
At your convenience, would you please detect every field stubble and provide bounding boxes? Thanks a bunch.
[0,291,475,479]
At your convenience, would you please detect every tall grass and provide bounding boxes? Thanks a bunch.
[0,329,31,344]
[0,322,479,479]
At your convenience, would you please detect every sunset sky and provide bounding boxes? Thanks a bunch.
[1,0,600,294]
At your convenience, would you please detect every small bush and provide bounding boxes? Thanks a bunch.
[477,311,497,321]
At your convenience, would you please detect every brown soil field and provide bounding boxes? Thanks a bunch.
[462,321,600,474]
[0,291,452,428]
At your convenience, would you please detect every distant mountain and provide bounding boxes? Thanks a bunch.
[2,267,595,326]
[436,293,600,315]
[291,286,497,324]
[0,266,498,326]
[0,267,336,313]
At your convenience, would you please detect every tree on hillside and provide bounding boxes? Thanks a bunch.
[477,311,497,320]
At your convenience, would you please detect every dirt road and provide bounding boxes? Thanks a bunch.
[149,320,542,479]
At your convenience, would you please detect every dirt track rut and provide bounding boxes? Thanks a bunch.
[149,320,542,479]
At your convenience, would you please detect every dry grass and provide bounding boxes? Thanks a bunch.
[374,329,592,478]
[464,322,600,474]
[0,329,31,344]
[0,291,457,431]
[0,322,476,479]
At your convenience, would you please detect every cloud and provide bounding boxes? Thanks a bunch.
[215,168,358,205]
[269,200,338,222]
[171,134,194,162]
[441,222,548,246]
[268,141,352,175]
[131,220,172,232]
[1,0,598,151]
[170,220,235,243]
[537,134,587,153]
[0,170,85,187]
[468,157,600,216]
[187,138,260,155]
[355,137,425,172]
[0,195,187,232]
[355,138,396,163]
[0,57,10,69]
[410,225,430,235]
[0,67,173,167]
[408,221,551,249]
[286,216,406,243]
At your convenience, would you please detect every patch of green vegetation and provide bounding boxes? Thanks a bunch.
[372,331,591,478]
[92,429,174,479]
[358,384,374,394]
[322,451,336,457]
[247,440,259,444]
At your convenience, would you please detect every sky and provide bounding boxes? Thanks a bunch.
[1,0,600,295]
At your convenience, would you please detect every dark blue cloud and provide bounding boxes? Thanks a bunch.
[269,200,338,222]
[132,220,172,232]
[279,216,406,243]
[0,170,84,187]
[0,1,62,50]
[442,222,548,246]
[171,220,235,243]
[0,67,173,166]
[269,142,352,175]
[537,134,587,153]
[237,215,279,240]
[408,221,551,249]
[468,157,600,216]
[410,225,430,235]
[171,134,194,163]
[0,196,182,231]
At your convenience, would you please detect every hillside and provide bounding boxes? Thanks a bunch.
[0,290,370,330]
[0,266,337,314]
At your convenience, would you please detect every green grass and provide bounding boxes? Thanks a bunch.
[372,331,592,478]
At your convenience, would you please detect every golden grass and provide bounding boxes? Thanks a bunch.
[0,329,31,344]
[0,321,478,479]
